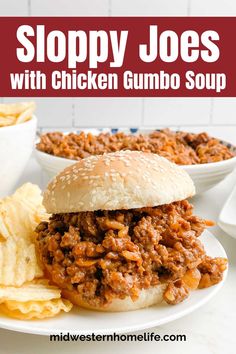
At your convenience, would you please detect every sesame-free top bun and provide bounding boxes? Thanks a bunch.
[61,284,167,312]
[43,151,195,214]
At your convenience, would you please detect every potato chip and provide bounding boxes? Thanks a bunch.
[13,183,43,205]
[0,116,16,126]
[0,102,35,127]
[0,183,48,286]
[0,279,61,302]
[0,298,72,320]
[13,183,49,231]
[0,238,43,286]
[16,105,36,124]
[0,199,38,243]
[0,102,35,117]
[0,184,48,243]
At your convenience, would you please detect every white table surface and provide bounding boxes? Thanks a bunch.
[1,155,236,354]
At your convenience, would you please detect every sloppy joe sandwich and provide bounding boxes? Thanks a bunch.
[35,151,227,311]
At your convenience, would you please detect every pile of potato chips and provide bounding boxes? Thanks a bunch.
[0,184,73,320]
[0,102,35,127]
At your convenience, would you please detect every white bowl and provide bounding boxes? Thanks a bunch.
[35,129,236,194]
[184,156,236,193]
[0,116,37,197]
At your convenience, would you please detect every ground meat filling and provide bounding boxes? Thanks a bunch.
[35,200,227,307]
[36,129,234,165]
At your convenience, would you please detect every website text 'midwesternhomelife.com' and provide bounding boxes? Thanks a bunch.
[49,332,187,342]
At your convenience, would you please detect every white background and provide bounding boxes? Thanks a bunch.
[0,0,236,141]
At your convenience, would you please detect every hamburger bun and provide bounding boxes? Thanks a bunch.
[43,150,195,213]
[61,284,167,312]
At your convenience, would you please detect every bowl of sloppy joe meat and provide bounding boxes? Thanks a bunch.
[35,128,236,194]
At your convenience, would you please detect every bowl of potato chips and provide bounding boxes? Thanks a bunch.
[0,102,37,198]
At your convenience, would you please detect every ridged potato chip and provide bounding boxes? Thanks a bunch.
[0,237,43,287]
[0,183,48,243]
[0,279,61,302]
[13,182,43,204]
[0,298,72,320]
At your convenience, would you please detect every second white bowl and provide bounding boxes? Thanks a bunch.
[35,129,236,195]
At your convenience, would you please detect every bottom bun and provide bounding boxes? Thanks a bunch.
[62,284,167,312]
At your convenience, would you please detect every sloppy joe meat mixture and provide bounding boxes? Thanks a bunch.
[36,129,234,165]
[36,200,227,307]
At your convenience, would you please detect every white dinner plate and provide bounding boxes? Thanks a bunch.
[218,184,236,239]
[0,230,227,336]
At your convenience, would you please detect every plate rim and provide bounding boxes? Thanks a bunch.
[0,230,228,336]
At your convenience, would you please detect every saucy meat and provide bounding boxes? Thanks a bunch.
[35,200,227,307]
[36,129,234,165]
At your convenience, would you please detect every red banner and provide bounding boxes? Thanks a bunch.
[1,17,236,97]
